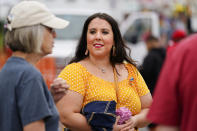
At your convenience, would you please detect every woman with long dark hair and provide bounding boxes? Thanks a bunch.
[56,13,152,131]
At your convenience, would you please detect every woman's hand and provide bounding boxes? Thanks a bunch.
[50,78,69,103]
[113,116,136,131]
[122,116,138,131]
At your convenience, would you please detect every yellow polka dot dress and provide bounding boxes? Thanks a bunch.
[58,63,150,115]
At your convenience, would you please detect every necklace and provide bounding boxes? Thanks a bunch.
[89,60,106,73]
[99,67,106,73]
[95,65,106,73]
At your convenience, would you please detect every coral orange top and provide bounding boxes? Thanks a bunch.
[58,63,149,115]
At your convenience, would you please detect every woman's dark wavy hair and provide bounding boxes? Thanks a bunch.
[69,13,136,67]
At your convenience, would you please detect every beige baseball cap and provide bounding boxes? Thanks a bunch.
[6,1,69,31]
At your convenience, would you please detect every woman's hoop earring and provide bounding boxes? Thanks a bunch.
[85,49,89,55]
[112,46,116,56]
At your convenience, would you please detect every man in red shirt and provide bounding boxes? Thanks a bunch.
[147,34,197,131]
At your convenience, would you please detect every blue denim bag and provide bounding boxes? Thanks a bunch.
[81,100,116,131]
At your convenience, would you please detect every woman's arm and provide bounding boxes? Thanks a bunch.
[56,90,92,131]
[24,120,45,131]
[131,93,153,128]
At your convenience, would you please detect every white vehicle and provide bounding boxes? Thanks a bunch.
[120,12,160,65]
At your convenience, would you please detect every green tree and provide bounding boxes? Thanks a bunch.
[0,21,4,50]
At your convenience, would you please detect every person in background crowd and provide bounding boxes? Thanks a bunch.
[0,1,69,131]
[147,34,197,131]
[55,13,152,131]
[140,35,166,95]
[173,4,188,33]
[166,29,187,55]
[140,35,166,131]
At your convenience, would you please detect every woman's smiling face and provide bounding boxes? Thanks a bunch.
[86,17,114,58]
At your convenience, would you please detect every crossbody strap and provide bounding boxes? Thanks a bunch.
[113,67,119,103]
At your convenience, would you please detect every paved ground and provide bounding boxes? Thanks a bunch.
[139,127,149,131]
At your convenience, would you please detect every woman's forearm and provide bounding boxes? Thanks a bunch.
[133,108,151,128]
[60,112,92,131]
[24,120,45,131]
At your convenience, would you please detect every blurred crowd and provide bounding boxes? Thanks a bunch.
[0,1,197,131]
[141,3,193,48]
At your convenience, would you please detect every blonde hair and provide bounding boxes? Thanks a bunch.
[4,24,44,53]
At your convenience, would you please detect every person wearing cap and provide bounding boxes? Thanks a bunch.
[0,1,69,131]
[166,29,187,55]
